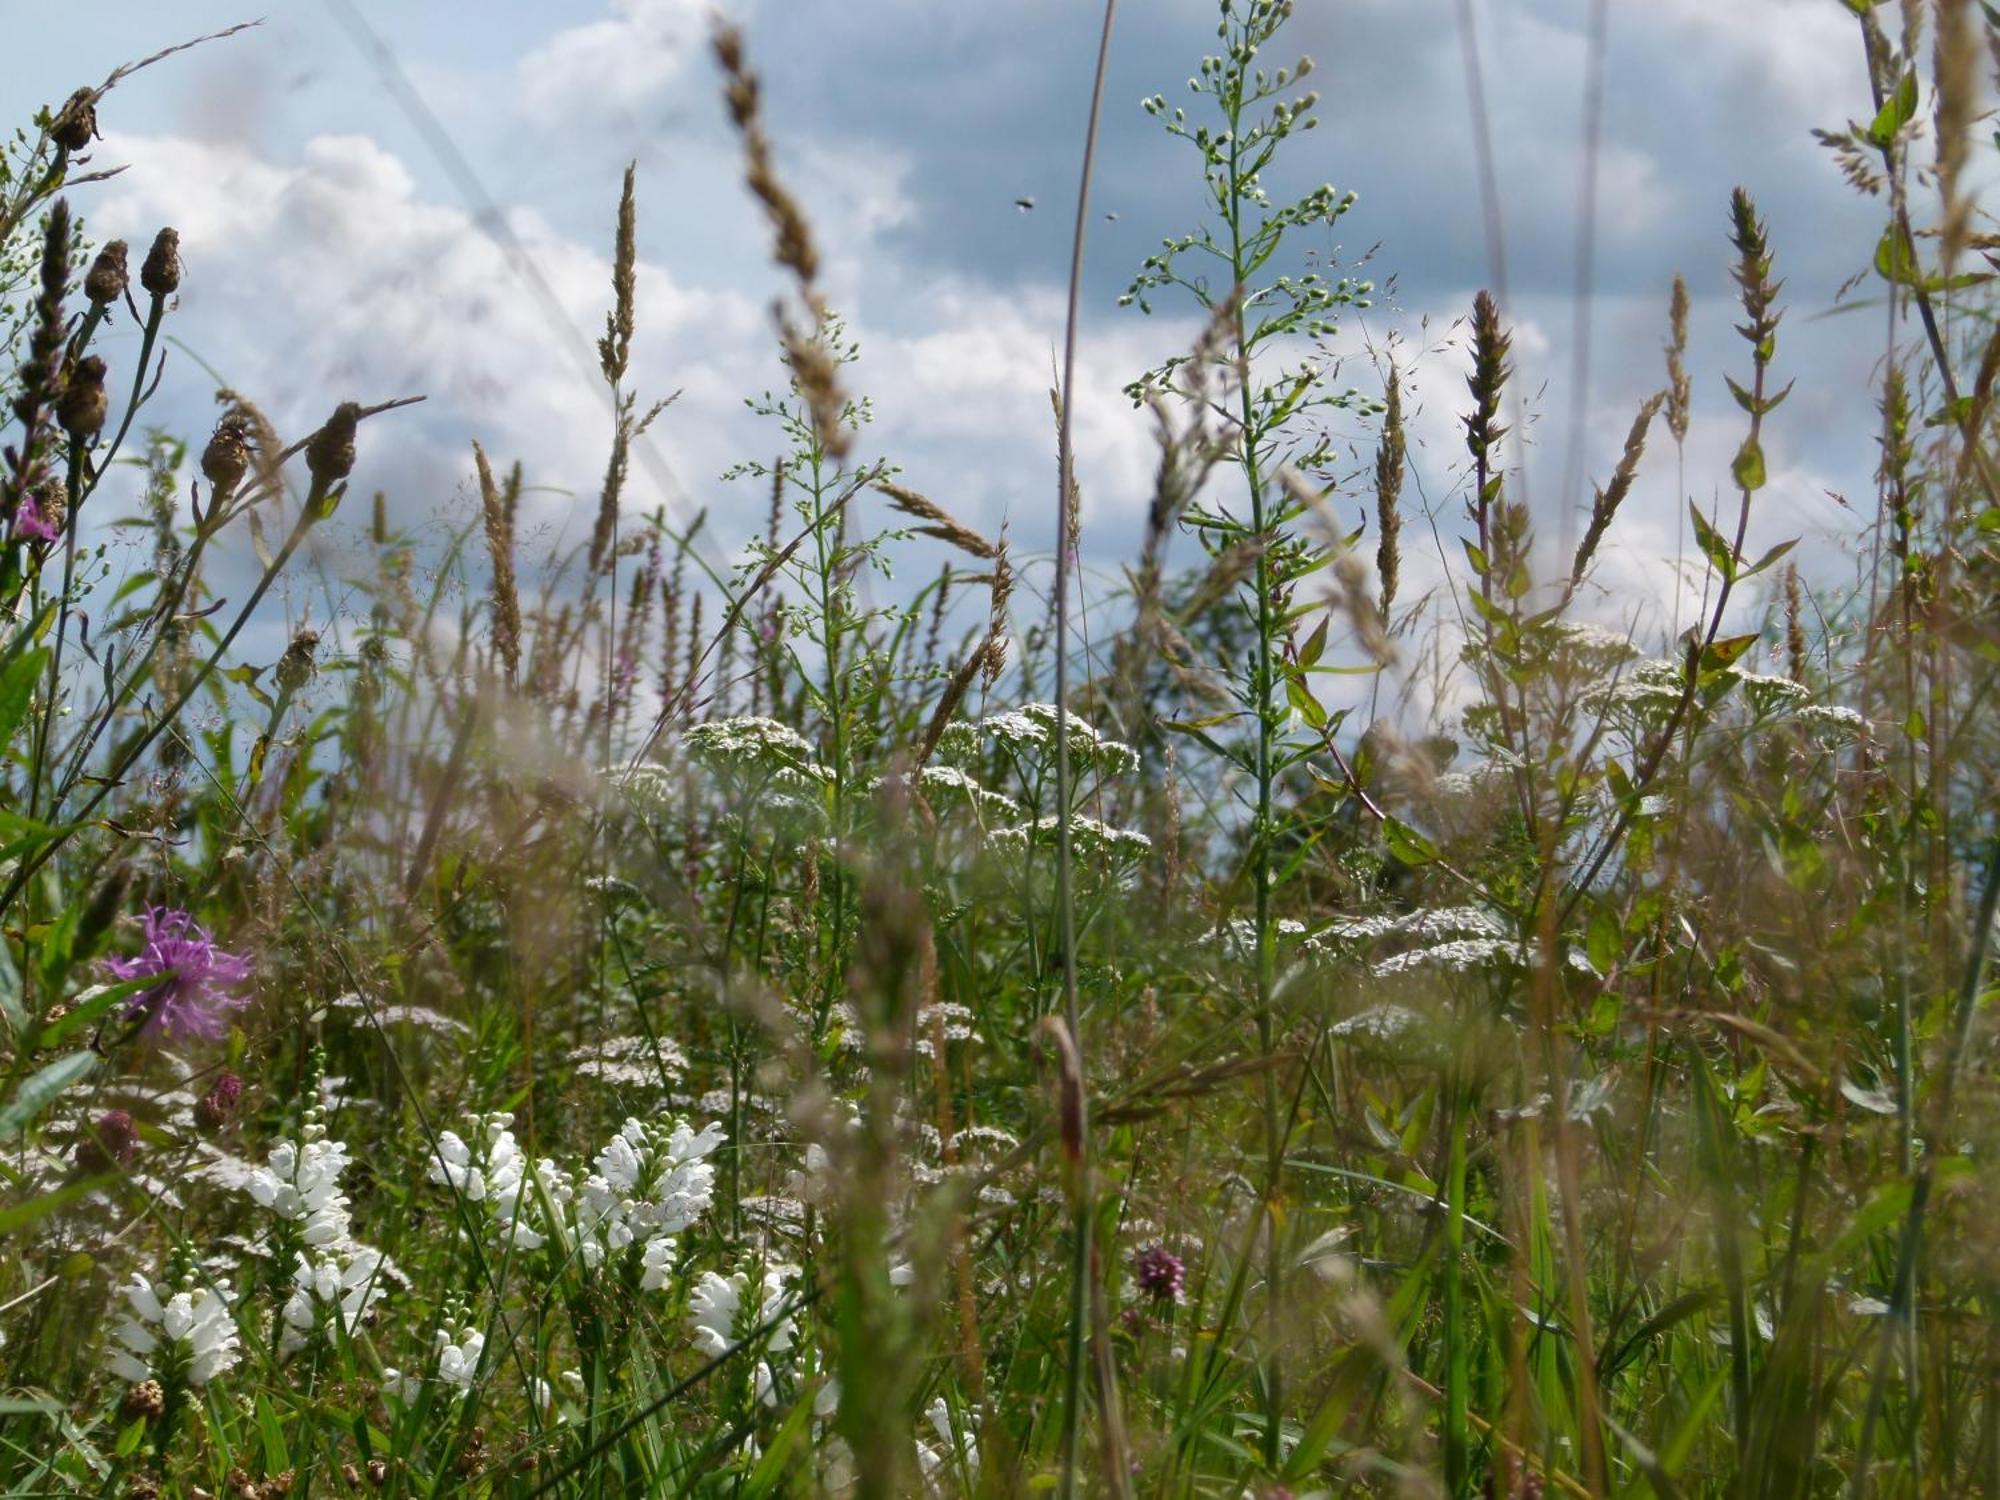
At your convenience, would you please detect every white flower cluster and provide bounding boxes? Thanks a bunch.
[243,1110,393,1355]
[941,703,1140,776]
[428,1112,724,1283]
[688,1261,798,1407]
[885,765,1022,822]
[107,1271,241,1387]
[570,1032,687,1091]
[988,814,1152,859]
[384,1319,485,1404]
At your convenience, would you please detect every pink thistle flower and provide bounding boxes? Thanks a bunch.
[103,908,252,1043]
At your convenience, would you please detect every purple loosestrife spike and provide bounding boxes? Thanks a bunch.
[102,907,252,1043]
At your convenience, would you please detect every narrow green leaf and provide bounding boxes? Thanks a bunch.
[0,1051,95,1140]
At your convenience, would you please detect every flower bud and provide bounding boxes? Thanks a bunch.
[56,354,108,439]
[139,228,181,298]
[76,1109,138,1173]
[84,240,128,306]
[195,1071,243,1131]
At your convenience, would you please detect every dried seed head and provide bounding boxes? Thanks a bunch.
[84,240,129,306]
[201,415,252,498]
[276,629,319,695]
[140,228,181,298]
[120,1379,166,1422]
[50,88,98,152]
[1784,562,1808,683]
[306,402,361,488]
[56,355,108,439]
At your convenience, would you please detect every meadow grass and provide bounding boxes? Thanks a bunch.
[1,3,1998,1496]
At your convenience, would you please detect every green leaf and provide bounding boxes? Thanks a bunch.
[0,1174,105,1238]
[1382,815,1438,867]
[0,1051,95,1140]
[1865,69,1919,147]
[1689,503,1738,584]
[1285,668,1327,732]
[1731,436,1767,493]
[0,646,48,754]
[1739,536,1798,581]
[1297,612,1330,671]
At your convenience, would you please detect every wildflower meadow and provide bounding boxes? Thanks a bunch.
[2,2,1999,1496]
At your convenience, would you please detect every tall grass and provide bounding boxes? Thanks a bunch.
[0,4,1998,1498]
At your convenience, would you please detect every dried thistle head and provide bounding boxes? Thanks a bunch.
[49,88,98,152]
[275,629,320,695]
[305,401,360,490]
[139,227,181,299]
[56,354,108,440]
[84,240,129,306]
[200,413,251,500]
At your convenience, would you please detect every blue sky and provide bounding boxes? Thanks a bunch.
[4,0,1911,714]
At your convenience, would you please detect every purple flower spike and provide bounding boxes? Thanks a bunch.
[103,908,252,1044]
[1133,1244,1186,1304]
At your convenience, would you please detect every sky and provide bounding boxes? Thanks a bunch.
[1,0,1917,716]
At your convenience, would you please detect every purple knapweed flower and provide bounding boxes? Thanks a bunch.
[14,493,59,543]
[103,908,252,1043]
[1133,1244,1186,1303]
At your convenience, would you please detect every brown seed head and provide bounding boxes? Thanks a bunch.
[277,630,320,695]
[306,402,361,488]
[50,88,98,152]
[56,355,108,439]
[120,1379,166,1421]
[140,228,181,298]
[85,240,129,306]
[201,415,252,498]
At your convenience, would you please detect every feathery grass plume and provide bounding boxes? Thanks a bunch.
[1569,390,1665,590]
[1665,273,1692,444]
[1935,0,1976,271]
[873,480,998,560]
[1464,289,1511,599]
[711,21,850,462]
[473,442,521,689]
[599,162,637,386]
[1374,362,1404,616]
